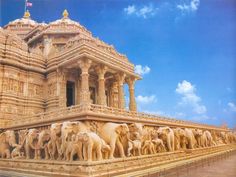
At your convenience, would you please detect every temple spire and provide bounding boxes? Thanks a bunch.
[23,10,31,19]
[62,9,69,19]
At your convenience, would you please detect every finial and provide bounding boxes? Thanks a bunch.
[63,9,69,19]
[23,10,31,19]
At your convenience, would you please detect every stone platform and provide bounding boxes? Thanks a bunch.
[0,144,235,177]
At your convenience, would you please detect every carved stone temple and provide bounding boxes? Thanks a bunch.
[0,10,235,177]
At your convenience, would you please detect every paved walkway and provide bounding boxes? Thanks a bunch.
[145,153,236,177]
[179,154,236,177]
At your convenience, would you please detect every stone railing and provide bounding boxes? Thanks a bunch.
[0,104,229,131]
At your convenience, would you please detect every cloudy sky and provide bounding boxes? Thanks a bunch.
[1,0,236,128]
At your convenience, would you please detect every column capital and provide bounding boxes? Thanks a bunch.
[95,65,107,79]
[78,59,92,73]
[115,72,126,85]
[126,77,136,89]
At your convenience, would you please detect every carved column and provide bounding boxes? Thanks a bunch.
[95,65,107,106]
[57,68,67,107]
[127,77,137,112]
[43,35,51,59]
[78,59,91,105]
[115,73,126,109]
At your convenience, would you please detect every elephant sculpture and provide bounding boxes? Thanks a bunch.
[192,129,203,148]
[24,129,39,159]
[48,122,62,160]
[174,128,187,150]
[184,128,196,149]
[141,140,155,155]
[127,132,142,156]
[76,132,108,161]
[203,130,215,147]
[152,138,165,153]
[157,127,175,152]
[60,121,89,160]
[35,129,51,160]
[64,134,82,161]
[0,130,18,158]
[99,122,129,159]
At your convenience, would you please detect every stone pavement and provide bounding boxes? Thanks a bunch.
[145,153,236,177]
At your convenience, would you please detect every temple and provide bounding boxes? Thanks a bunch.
[0,10,235,177]
[0,10,139,123]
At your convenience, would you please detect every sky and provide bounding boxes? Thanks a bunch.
[1,0,236,128]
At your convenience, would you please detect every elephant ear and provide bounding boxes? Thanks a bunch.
[0,132,7,143]
[83,133,89,142]
[115,125,122,134]
[165,128,170,134]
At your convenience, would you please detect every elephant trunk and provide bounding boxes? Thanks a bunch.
[9,133,18,148]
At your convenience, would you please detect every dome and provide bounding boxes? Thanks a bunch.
[4,10,38,27]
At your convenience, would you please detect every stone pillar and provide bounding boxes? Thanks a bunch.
[115,73,126,109]
[78,59,91,104]
[95,65,107,106]
[127,77,137,112]
[57,68,67,107]
[43,36,51,59]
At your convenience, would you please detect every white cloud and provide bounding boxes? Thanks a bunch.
[136,95,157,104]
[228,102,236,112]
[176,80,207,114]
[124,5,136,15]
[124,4,158,18]
[177,0,200,12]
[135,65,150,75]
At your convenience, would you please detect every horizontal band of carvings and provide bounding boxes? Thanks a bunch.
[0,145,234,177]
[0,59,46,74]
[1,104,229,131]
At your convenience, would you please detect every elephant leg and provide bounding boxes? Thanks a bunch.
[45,147,49,160]
[70,149,76,161]
[96,146,102,161]
[109,139,116,159]
[87,144,92,161]
[25,146,30,159]
[77,142,83,161]
[167,140,172,151]
[6,150,11,159]
[127,142,133,157]
[83,145,88,161]
[116,140,125,158]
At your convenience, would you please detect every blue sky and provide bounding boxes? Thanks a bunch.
[1,0,236,128]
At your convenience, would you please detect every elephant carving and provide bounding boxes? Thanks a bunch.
[157,127,175,152]
[203,130,215,147]
[192,129,203,148]
[99,123,129,159]
[60,121,89,160]
[184,128,196,149]
[0,130,18,158]
[141,140,155,155]
[127,132,142,156]
[152,138,165,153]
[35,130,51,160]
[64,134,81,161]
[174,128,187,150]
[77,132,107,161]
[24,129,39,159]
[48,123,62,160]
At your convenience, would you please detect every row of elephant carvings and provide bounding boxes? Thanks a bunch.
[0,121,236,161]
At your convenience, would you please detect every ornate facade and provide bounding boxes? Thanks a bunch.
[0,10,235,177]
